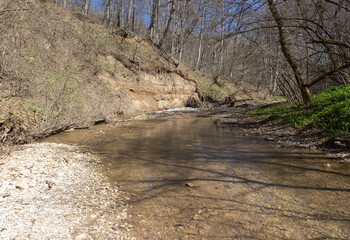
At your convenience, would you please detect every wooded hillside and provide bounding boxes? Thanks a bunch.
[0,0,271,143]
[55,0,350,103]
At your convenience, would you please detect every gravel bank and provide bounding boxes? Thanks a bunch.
[0,143,134,240]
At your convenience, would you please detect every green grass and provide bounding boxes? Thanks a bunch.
[272,95,286,101]
[256,84,350,136]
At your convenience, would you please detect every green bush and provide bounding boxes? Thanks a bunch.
[255,84,350,136]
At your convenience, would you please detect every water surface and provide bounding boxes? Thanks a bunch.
[45,113,350,239]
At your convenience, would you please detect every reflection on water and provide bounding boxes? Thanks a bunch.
[45,114,350,240]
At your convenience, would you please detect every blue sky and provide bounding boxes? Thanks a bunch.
[90,0,103,12]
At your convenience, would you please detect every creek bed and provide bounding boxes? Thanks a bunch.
[44,112,350,239]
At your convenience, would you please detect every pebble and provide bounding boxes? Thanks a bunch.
[185,182,196,188]
[310,146,317,151]
[0,143,133,240]
[15,180,28,189]
[323,163,331,168]
[75,233,92,240]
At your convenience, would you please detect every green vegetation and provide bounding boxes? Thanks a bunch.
[198,77,231,101]
[272,96,286,101]
[256,84,350,136]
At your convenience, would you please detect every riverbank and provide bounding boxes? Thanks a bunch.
[40,111,350,240]
[0,143,134,240]
[216,107,350,163]
[1,107,349,239]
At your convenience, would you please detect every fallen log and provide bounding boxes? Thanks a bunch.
[32,124,73,140]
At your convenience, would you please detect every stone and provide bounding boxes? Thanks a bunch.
[120,211,128,218]
[323,163,331,168]
[75,234,92,240]
[310,146,317,151]
[15,180,28,189]
[334,141,345,148]
[185,182,195,188]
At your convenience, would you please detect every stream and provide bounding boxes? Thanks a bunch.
[44,112,350,239]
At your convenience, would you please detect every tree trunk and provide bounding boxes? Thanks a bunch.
[127,0,134,30]
[195,3,206,70]
[148,0,158,38]
[118,0,123,28]
[82,0,91,16]
[103,0,112,26]
[159,0,175,48]
[218,2,225,75]
[267,0,312,104]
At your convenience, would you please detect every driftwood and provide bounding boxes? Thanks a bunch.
[217,97,253,107]
[33,124,74,140]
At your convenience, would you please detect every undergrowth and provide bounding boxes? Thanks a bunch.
[198,77,231,101]
[256,84,350,136]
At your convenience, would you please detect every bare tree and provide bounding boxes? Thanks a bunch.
[159,0,175,48]
[267,0,312,104]
[82,0,91,15]
[52,0,350,103]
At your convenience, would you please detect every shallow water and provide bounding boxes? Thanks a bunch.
[44,113,350,239]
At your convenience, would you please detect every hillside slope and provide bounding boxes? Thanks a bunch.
[0,0,269,143]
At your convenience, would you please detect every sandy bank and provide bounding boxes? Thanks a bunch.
[0,143,134,240]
